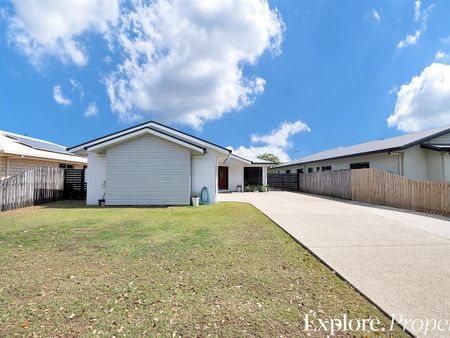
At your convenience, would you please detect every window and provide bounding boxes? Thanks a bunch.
[321,166,332,171]
[308,168,313,173]
[244,167,262,185]
[350,162,370,169]
[59,163,74,169]
[297,168,304,174]
[285,170,291,174]
[316,167,320,172]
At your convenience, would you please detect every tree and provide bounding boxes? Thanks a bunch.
[257,153,281,164]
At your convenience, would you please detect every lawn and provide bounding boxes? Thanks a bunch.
[0,201,406,337]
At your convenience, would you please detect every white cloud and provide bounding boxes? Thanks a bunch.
[372,9,380,22]
[83,103,98,117]
[397,30,421,49]
[387,63,450,132]
[105,0,284,129]
[69,78,84,99]
[414,0,421,22]
[230,120,310,162]
[388,85,398,95]
[53,85,71,106]
[103,55,113,64]
[435,50,450,61]
[6,0,119,66]
[397,1,434,49]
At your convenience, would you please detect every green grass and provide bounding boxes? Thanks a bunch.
[0,201,407,337]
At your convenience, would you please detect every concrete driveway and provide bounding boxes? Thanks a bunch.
[219,191,450,337]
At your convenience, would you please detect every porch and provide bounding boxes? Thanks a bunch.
[217,154,270,192]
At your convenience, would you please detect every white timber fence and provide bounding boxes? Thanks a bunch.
[0,167,64,212]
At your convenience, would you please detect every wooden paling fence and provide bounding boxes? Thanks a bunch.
[274,169,449,216]
[298,170,352,200]
[0,167,64,212]
[351,169,449,216]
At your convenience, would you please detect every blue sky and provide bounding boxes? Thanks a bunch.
[1,0,449,162]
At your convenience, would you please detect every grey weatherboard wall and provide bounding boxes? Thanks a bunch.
[105,134,191,205]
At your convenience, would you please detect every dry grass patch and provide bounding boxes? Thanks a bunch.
[0,201,406,337]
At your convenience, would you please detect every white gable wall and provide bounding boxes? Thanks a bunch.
[105,134,191,205]
[85,134,223,206]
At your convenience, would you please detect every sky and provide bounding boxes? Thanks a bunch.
[0,0,450,162]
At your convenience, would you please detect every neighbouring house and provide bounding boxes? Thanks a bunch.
[275,125,450,182]
[68,121,274,206]
[0,130,87,180]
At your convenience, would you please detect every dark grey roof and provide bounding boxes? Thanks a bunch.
[276,125,450,168]
[68,120,231,153]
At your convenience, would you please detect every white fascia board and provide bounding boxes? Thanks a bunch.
[70,121,230,155]
[250,162,275,166]
[69,123,153,152]
[224,154,275,166]
[87,128,205,154]
[225,154,252,165]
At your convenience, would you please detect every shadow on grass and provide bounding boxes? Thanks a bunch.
[39,200,172,210]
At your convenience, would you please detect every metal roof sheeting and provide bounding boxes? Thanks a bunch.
[0,131,87,164]
[276,125,450,168]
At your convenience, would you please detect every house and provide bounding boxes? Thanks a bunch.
[275,125,450,182]
[68,121,274,206]
[0,130,87,180]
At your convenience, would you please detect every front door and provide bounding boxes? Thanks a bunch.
[218,166,229,190]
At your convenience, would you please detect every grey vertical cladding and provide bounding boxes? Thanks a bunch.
[106,134,191,205]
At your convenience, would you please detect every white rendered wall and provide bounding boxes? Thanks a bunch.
[402,145,428,181]
[86,152,106,205]
[192,150,219,203]
[220,162,269,192]
[278,153,400,175]
[228,164,243,191]
[278,146,450,182]
[426,150,444,181]
[445,154,450,181]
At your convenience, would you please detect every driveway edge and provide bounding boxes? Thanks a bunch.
[236,201,416,338]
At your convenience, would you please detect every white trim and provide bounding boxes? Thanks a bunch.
[70,121,230,155]
[88,128,205,154]
[225,154,252,164]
